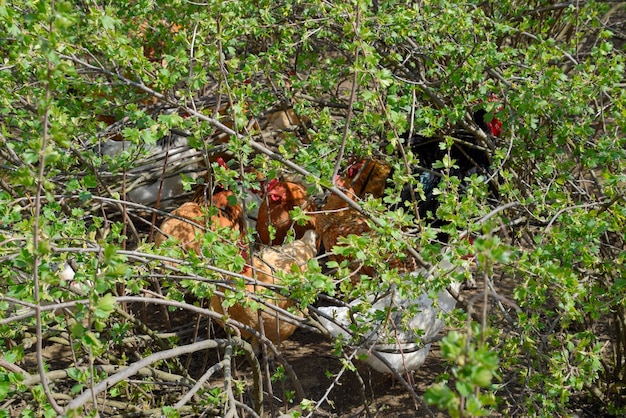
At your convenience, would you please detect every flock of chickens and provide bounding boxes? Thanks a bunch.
[151,107,502,374]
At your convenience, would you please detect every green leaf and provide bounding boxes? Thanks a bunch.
[424,384,456,408]
[455,381,473,397]
[471,367,493,388]
[70,383,84,395]
[94,293,116,319]
[81,332,103,352]
[0,380,10,402]
[100,15,117,31]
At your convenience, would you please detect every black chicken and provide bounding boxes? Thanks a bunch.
[393,107,502,223]
[316,107,501,278]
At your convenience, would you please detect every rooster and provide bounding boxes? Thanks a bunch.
[256,179,316,245]
[211,230,318,348]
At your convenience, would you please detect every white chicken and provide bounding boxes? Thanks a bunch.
[316,258,466,374]
[98,132,204,208]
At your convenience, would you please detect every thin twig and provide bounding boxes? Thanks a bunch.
[32,5,63,412]
[332,6,360,182]
[64,338,256,414]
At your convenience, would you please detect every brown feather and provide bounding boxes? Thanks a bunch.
[316,187,375,279]
[210,230,318,348]
[256,181,316,245]
[346,158,392,199]
[154,202,205,254]
[155,190,244,254]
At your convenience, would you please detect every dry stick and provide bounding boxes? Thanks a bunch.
[89,345,100,413]
[0,298,85,325]
[231,401,262,418]
[0,358,28,376]
[481,269,490,346]
[174,359,228,410]
[223,344,238,418]
[304,349,360,418]
[65,337,262,415]
[260,330,276,418]
[185,313,204,371]
[352,367,374,418]
[148,132,173,244]
[22,364,194,389]
[0,132,23,166]
[485,278,521,321]
[398,89,421,218]
[47,246,251,286]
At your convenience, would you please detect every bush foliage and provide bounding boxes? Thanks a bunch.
[1,0,625,416]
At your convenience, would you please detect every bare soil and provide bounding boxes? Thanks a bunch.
[15,246,615,417]
[16,272,516,417]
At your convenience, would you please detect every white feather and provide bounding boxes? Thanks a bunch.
[317,258,465,374]
[98,135,204,208]
[59,262,95,293]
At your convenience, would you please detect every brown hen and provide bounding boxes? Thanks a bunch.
[344,158,392,199]
[155,190,244,253]
[256,179,316,245]
[211,230,318,348]
[316,170,415,279]
[316,182,375,278]
[154,202,205,254]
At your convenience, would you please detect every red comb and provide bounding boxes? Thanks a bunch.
[347,161,363,178]
[487,118,502,137]
[217,157,228,169]
[266,178,280,191]
[485,95,503,136]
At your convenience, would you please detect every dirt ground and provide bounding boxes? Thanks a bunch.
[15,243,613,417]
[254,271,518,418]
[15,274,503,417]
[276,328,449,417]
